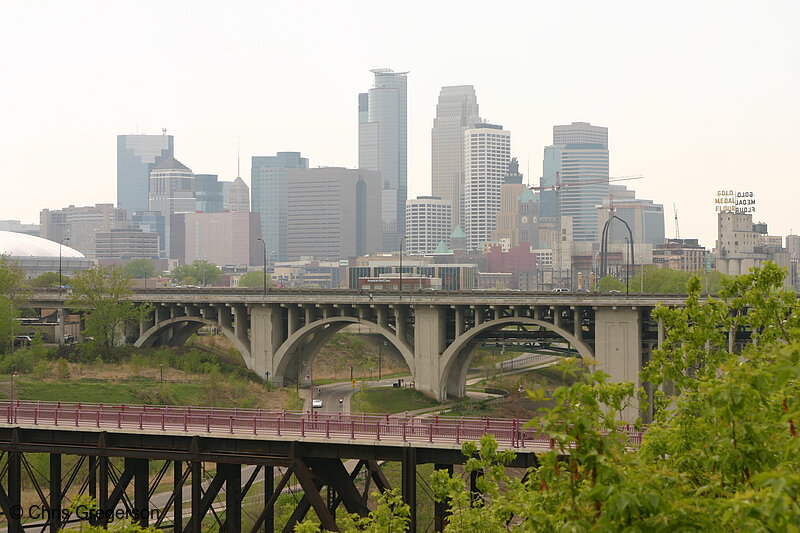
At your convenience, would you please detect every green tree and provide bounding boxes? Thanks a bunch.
[67,265,153,353]
[324,262,800,531]
[627,265,730,294]
[122,258,155,279]
[0,256,25,353]
[238,270,270,289]
[597,275,625,292]
[170,260,221,286]
[28,271,62,288]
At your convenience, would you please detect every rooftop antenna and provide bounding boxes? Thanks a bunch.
[162,128,167,135]
[673,203,680,239]
[526,157,530,186]
[237,136,241,178]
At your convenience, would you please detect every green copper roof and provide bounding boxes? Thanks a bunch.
[433,241,451,254]
[518,188,538,203]
[449,226,466,238]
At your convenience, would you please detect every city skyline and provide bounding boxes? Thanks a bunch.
[1,1,799,249]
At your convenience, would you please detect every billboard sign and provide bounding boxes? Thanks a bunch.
[715,190,756,214]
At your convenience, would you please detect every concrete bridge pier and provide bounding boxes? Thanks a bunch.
[414,306,447,400]
[250,305,283,382]
[594,307,643,421]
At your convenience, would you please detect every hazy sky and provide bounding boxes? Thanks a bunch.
[1,0,798,249]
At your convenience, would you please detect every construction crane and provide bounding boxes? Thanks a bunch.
[673,203,680,240]
[528,174,644,194]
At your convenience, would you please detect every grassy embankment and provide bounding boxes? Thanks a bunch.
[0,335,300,410]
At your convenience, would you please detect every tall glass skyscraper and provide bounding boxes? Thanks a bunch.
[358,69,408,252]
[194,174,224,213]
[431,85,480,230]
[558,144,609,242]
[251,152,309,262]
[117,134,174,216]
[541,122,609,242]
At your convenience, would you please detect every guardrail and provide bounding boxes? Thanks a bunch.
[0,401,643,450]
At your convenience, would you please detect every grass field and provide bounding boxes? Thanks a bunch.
[350,386,438,414]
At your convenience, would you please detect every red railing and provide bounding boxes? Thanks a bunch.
[0,401,643,450]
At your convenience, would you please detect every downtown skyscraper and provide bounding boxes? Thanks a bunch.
[358,68,408,252]
[117,133,174,216]
[431,85,480,230]
[541,122,609,242]
[463,123,511,250]
[251,152,309,262]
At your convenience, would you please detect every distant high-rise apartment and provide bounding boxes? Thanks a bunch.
[117,134,174,216]
[358,68,408,252]
[431,85,480,229]
[224,177,250,213]
[194,174,224,213]
[148,157,195,258]
[40,203,128,258]
[286,168,381,261]
[405,197,453,255]
[463,123,511,250]
[541,122,609,242]
[251,152,309,262]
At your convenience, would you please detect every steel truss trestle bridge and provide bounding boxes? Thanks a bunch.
[0,401,641,532]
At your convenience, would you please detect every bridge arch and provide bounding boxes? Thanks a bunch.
[134,316,251,363]
[272,317,414,384]
[438,317,595,398]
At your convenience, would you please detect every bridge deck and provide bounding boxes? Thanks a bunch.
[1,401,642,453]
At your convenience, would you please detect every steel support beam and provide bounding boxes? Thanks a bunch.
[174,460,184,532]
[223,463,242,533]
[103,457,136,525]
[134,457,149,526]
[190,462,202,533]
[288,459,338,532]
[50,453,62,532]
[263,465,274,533]
[184,464,227,533]
[99,456,109,521]
[251,465,294,533]
[402,447,417,533]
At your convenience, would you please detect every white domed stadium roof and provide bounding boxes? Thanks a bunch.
[0,231,85,258]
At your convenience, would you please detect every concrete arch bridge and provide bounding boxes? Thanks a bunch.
[30,289,688,416]
[123,290,683,403]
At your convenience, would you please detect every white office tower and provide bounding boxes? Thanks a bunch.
[405,196,453,255]
[463,123,511,250]
[358,68,408,252]
[553,122,608,146]
[431,86,480,229]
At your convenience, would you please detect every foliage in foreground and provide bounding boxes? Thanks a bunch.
[67,265,152,353]
[300,262,800,531]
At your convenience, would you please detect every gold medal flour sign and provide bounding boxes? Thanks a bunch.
[715,190,756,214]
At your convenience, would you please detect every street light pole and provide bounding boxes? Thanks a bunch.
[624,237,630,296]
[257,238,267,295]
[59,237,69,291]
[398,236,405,299]
[640,255,644,293]
[269,250,276,287]
[379,340,387,380]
